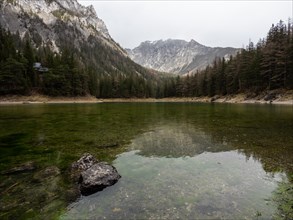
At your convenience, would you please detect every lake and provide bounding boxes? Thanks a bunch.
[0,103,292,219]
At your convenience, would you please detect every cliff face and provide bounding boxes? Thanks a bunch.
[0,0,160,98]
[0,0,126,55]
[127,39,239,74]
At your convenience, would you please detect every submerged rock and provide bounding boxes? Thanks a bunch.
[33,166,60,181]
[80,162,121,196]
[70,153,121,196]
[1,161,36,175]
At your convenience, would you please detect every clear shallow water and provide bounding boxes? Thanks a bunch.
[63,151,282,219]
[62,125,288,220]
[0,103,292,219]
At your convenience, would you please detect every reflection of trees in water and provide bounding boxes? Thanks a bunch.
[272,168,292,217]
[146,103,293,174]
[132,124,234,158]
[1,103,292,219]
[272,178,293,219]
[132,120,292,176]
[206,125,293,175]
[212,127,292,177]
[131,120,293,219]
[131,103,293,219]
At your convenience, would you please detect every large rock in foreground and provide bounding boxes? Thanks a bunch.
[71,153,121,196]
[80,162,121,196]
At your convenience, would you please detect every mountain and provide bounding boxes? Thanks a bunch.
[0,0,125,54]
[126,39,239,75]
[0,0,160,98]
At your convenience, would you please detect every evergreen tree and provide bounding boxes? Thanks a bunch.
[23,39,36,88]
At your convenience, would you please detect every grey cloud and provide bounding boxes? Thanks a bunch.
[78,0,292,49]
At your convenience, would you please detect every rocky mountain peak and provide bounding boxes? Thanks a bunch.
[0,0,113,51]
[127,39,239,74]
[188,39,201,46]
[86,5,97,17]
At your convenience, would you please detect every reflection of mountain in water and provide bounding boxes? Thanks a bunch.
[129,111,293,177]
[131,124,234,158]
[128,121,292,219]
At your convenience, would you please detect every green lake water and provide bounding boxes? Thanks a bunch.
[0,103,292,219]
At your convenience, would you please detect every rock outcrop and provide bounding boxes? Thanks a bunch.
[0,0,126,55]
[71,153,121,196]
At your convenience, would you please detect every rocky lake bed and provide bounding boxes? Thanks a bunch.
[0,103,292,219]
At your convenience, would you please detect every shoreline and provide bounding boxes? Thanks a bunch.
[101,96,293,105]
[0,93,292,105]
[0,95,102,105]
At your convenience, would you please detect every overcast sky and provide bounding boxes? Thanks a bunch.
[78,0,293,49]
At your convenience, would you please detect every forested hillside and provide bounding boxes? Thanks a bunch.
[0,0,173,98]
[0,20,292,99]
[0,25,169,98]
[175,20,293,97]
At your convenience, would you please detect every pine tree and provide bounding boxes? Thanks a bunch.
[23,39,36,88]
